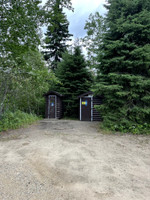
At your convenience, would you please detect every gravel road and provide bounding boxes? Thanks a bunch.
[0,119,150,200]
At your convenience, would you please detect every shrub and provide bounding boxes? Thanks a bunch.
[101,120,150,135]
[0,110,39,132]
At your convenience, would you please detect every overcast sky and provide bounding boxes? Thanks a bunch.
[42,0,106,38]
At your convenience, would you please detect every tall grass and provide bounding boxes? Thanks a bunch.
[0,110,40,132]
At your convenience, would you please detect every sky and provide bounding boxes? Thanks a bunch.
[42,0,106,38]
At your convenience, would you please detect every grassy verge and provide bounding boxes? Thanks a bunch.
[0,110,40,132]
[99,122,150,135]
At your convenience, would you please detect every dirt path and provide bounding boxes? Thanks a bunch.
[0,119,150,200]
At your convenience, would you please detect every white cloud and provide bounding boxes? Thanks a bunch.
[66,0,106,37]
[71,0,105,11]
[41,0,107,37]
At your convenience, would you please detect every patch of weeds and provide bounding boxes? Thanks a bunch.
[99,121,150,135]
[0,110,40,132]
[98,123,116,135]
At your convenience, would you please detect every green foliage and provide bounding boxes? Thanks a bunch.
[93,0,150,134]
[0,49,56,117]
[0,111,39,132]
[43,0,73,71]
[0,1,57,119]
[99,118,150,135]
[55,47,92,117]
[83,12,105,69]
[0,0,42,58]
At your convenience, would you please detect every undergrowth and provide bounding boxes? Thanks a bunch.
[100,120,150,135]
[0,110,40,132]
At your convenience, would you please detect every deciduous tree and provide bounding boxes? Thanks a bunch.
[83,12,105,69]
[0,0,56,117]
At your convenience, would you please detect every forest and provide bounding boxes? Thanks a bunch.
[0,0,150,134]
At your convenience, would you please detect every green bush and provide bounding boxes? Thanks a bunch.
[101,120,150,135]
[0,110,40,132]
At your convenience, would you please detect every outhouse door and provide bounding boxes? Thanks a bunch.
[80,97,91,121]
[49,95,56,118]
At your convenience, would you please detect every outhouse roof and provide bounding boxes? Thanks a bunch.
[44,91,63,97]
[78,91,93,98]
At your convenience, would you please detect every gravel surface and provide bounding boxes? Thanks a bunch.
[0,119,150,200]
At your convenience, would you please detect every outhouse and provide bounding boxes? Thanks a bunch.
[78,91,102,121]
[44,91,63,119]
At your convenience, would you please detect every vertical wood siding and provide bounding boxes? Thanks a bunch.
[93,97,102,121]
[45,96,49,118]
[57,96,63,119]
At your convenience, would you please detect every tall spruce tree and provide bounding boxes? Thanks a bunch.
[95,0,150,132]
[43,0,72,71]
[55,47,92,117]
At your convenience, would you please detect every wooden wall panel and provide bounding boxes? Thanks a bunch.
[93,97,102,121]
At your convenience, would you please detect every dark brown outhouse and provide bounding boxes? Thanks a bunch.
[44,91,63,119]
[78,91,102,121]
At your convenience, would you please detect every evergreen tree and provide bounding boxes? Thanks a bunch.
[55,47,92,117]
[43,0,72,71]
[95,0,150,133]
